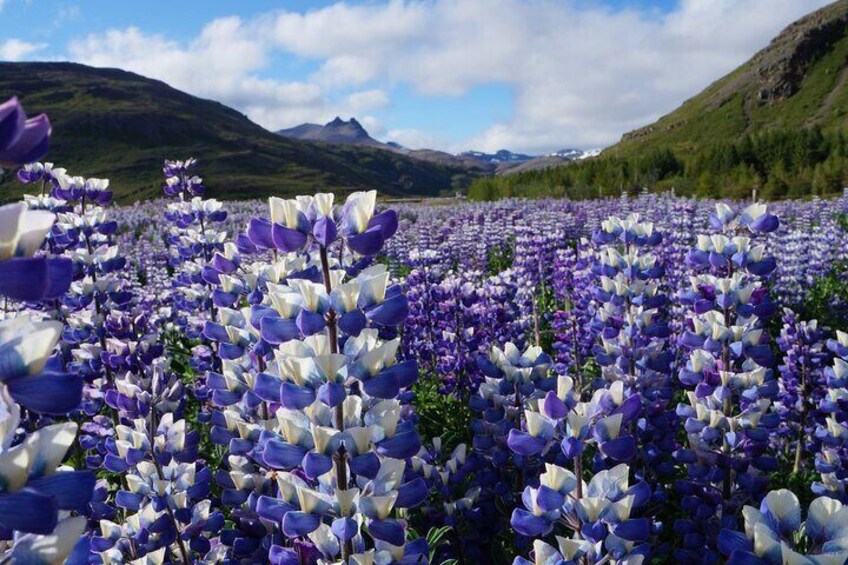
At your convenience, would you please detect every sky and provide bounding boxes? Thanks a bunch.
[0,0,834,154]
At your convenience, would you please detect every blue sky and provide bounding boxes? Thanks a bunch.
[0,0,830,153]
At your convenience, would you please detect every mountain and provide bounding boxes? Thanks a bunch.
[405,149,496,171]
[276,116,597,175]
[277,117,382,147]
[277,117,496,172]
[551,148,599,160]
[469,0,848,201]
[458,149,535,165]
[498,148,599,175]
[275,123,324,139]
[458,149,599,174]
[0,62,473,203]
[611,0,848,157]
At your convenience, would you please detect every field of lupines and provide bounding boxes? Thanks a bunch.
[3,96,848,565]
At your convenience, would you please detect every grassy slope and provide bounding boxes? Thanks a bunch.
[610,0,848,158]
[0,62,472,203]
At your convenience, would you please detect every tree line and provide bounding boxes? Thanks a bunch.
[468,127,848,200]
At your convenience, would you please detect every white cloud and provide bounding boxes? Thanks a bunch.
[65,0,834,153]
[68,22,327,128]
[0,38,46,60]
[67,20,393,132]
[357,115,385,136]
[344,89,389,113]
[386,128,446,150]
[263,0,833,151]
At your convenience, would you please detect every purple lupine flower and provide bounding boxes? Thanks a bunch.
[718,489,848,564]
[0,96,51,166]
[813,330,848,500]
[674,203,781,562]
[205,191,427,563]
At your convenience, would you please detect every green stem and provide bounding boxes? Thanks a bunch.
[319,244,352,560]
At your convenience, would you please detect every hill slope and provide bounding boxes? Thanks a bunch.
[469,0,848,201]
[612,0,848,156]
[0,62,472,202]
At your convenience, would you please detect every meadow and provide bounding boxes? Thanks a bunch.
[3,95,848,564]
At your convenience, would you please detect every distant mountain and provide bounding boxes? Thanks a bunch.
[406,149,495,171]
[277,118,498,172]
[497,148,599,175]
[453,148,597,175]
[497,150,590,175]
[458,149,535,165]
[277,117,382,147]
[277,117,596,176]
[550,148,598,160]
[0,63,474,203]
[276,123,324,139]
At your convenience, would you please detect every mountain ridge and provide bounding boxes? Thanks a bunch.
[277,117,596,174]
[277,116,497,172]
[0,62,475,203]
[278,117,381,146]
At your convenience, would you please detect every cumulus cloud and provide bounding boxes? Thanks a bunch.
[385,128,448,151]
[344,89,390,113]
[262,0,829,152]
[0,38,46,60]
[65,0,832,153]
[67,19,390,132]
[68,21,323,127]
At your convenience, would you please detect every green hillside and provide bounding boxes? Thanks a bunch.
[470,0,848,201]
[0,62,473,203]
[614,0,848,156]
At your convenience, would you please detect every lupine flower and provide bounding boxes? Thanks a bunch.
[204,191,426,563]
[472,342,552,459]
[674,203,780,562]
[0,160,93,553]
[0,96,51,166]
[511,463,651,563]
[773,308,830,474]
[0,203,72,300]
[163,158,204,197]
[0,403,93,535]
[814,330,848,501]
[0,233,90,556]
[3,138,847,565]
[718,489,848,564]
